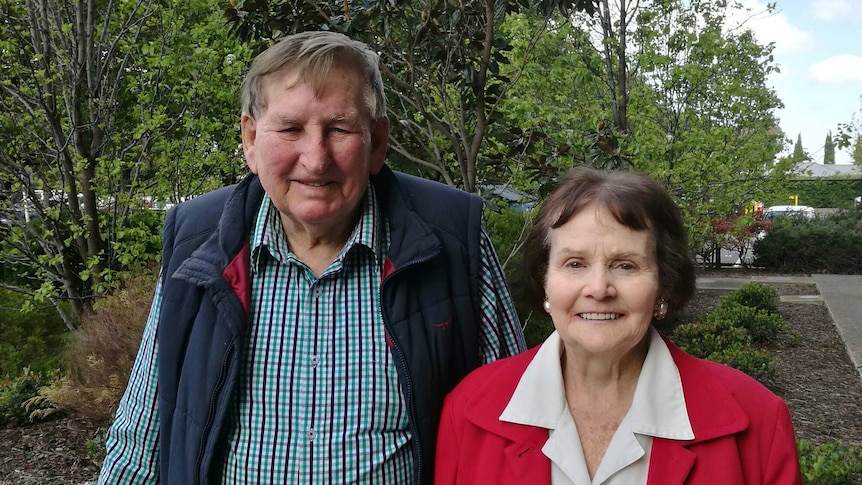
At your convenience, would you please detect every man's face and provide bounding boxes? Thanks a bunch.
[241,65,388,239]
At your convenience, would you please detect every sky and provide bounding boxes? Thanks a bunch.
[736,0,862,164]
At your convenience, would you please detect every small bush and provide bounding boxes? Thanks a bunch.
[706,300,787,344]
[720,281,779,314]
[522,313,554,348]
[671,320,752,359]
[798,439,862,484]
[707,345,776,384]
[39,267,156,422]
[484,204,532,278]
[0,367,55,425]
[0,289,68,377]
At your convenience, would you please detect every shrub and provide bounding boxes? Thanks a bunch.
[706,300,787,344]
[798,439,862,484]
[484,204,532,278]
[707,345,776,384]
[0,288,67,377]
[39,267,156,422]
[754,216,862,274]
[522,313,554,348]
[671,320,752,359]
[720,281,779,314]
[0,367,55,425]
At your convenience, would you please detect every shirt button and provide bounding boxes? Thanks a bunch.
[313,287,322,299]
[307,427,316,441]
[310,355,320,368]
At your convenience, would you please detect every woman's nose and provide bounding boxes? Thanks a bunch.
[582,267,616,300]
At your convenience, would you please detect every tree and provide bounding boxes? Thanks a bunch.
[0,0,249,326]
[792,133,808,162]
[852,135,862,167]
[563,0,784,252]
[823,131,835,164]
[224,0,597,192]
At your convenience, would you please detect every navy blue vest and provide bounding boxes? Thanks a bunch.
[156,167,486,484]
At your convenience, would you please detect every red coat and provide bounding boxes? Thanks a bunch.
[435,337,802,485]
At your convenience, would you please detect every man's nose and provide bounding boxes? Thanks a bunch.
[299,131,330,172]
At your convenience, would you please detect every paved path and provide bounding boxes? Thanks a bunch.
[697,274,862,381]
[811,275,862,381]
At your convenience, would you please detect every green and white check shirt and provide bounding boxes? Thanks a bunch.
[99,183,525,484]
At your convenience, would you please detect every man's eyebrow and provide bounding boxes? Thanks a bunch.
[326,112,360,124]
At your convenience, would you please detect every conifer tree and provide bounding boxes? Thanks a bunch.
[824,131,835,164]
[792,133,807,161]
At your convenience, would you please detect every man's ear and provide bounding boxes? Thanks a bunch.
[241,113,258,173]
[369,117,390,175]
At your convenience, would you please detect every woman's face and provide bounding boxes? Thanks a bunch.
[544,203,661,360]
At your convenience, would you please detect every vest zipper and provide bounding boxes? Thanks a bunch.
[195,340,234,485]
[380,255,435,485]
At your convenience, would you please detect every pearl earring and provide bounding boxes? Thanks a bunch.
[655,298,669,319]
[543,299,551,313]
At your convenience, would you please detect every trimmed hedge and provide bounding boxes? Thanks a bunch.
[754,209,862,274]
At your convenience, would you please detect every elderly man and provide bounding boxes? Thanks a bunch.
[97,31,525,484]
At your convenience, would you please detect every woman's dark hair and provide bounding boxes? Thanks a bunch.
[516,167,696,319]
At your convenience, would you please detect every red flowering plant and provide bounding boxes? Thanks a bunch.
[708,212,772,267]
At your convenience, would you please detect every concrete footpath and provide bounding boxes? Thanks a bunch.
[697,274,862,380]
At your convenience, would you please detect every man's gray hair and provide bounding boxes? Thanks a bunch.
[241,31,386,120]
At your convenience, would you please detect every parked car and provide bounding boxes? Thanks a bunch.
[763,205,815,221]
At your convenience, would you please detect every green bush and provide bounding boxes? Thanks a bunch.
[0,288,67,377]
[483,204,531,279]
[754,214,862,274]
[706,300,787,344]
[522,313,554,348]
[720,281,779,313]
[0,367,54,425]
[671,320,752,359]
[798,439,862,484]
[707,345,775,384]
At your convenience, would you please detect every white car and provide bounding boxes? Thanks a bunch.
[763,205,815,221]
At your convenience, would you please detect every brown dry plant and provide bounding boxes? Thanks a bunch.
[40,267,158,422]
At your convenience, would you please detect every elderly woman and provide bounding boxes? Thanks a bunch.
[434,167,801,484]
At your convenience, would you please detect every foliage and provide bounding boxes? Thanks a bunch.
[0,0,249,324]
[39,268,155,422]
[853,135,862,167]
[701,214,771,268]
[671,320,752,358]
[225,0,595,192]
[522,313,555,349]
[775,178,862,209]
[754,212,862,274]
[483,203,533,276]
[670,319,776,383]
[823,131,836,165]
[705,300,786,344]
[0,288,67,377]
[719,282,779,314]
[793,133,809,162]
[797,439,862,485]
[0,367,55,426]
[707,344,776,384]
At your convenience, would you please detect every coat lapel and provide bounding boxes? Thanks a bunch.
[463,347,552,483]
[647,338,751,485]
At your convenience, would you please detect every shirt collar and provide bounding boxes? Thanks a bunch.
[500,328,694,441]
[250,182,385,273]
